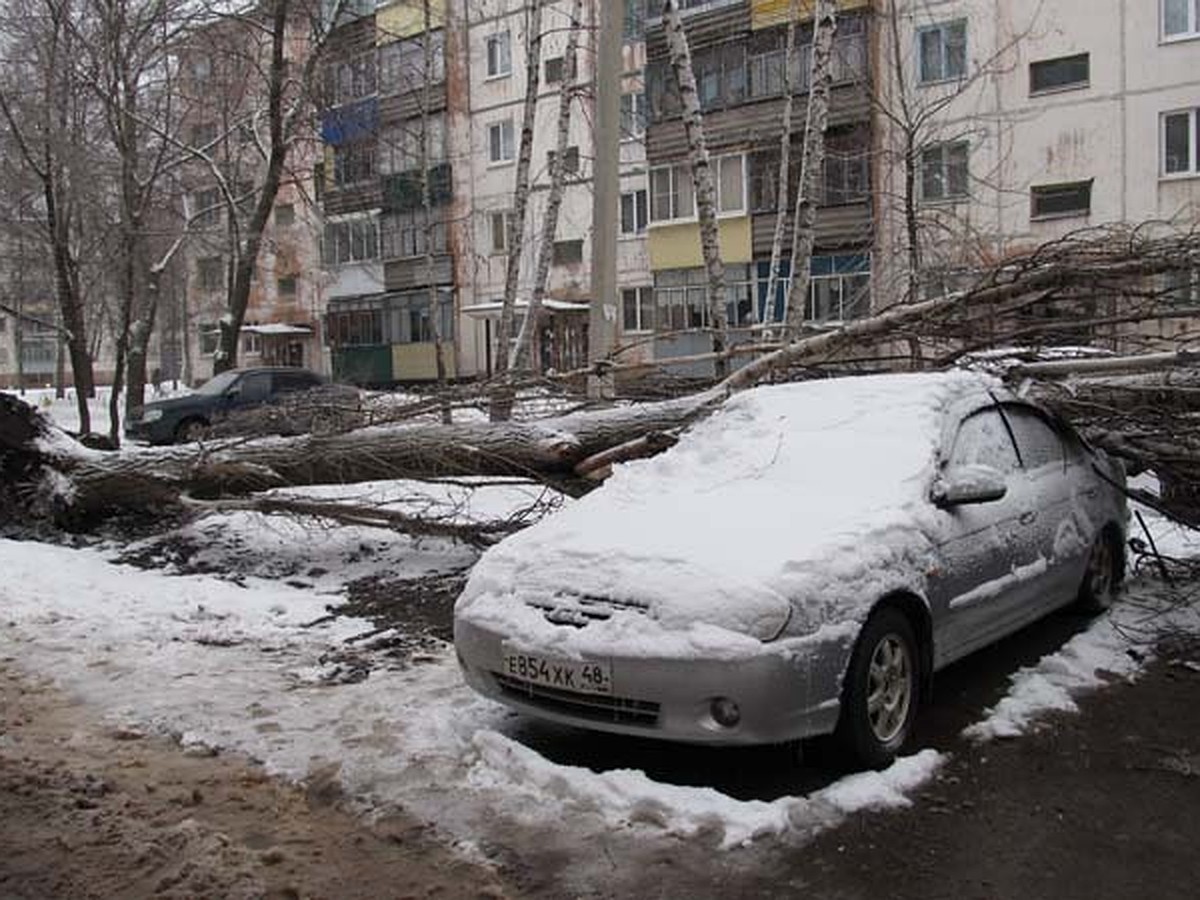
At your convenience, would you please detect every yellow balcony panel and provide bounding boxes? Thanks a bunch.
[392,341,456,381]
[376,0,445,44]
[751,0,869,30]
[648,217,753,271]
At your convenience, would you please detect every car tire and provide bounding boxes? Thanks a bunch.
[174,418,207,443]
[1076,528,1122,614]
[834,607,919,771]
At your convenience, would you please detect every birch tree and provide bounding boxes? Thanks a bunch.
[783,0,837,337]
[495,0,545,381]
[512,0,584,374]
[762,0,800,322]
[662,0,728,378]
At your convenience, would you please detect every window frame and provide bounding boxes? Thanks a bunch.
[488,119,515,165]
[1028,52,1090,96]
[489,209,512,255]
[648,153,745,224]
[485,30,512,79]
[1161,108,1199,178]
[919,140,970,203]
[621,286,655,333]
[620,189,649,235]
[552,238,585,266]
[1162,0,1200,41]
[1030,180,1093,221]
[917,19,967,85]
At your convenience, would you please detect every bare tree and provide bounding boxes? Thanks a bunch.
[0,0,99,432]
[512,0,584,374]
[662,0,728,378]
[783,0,837,336]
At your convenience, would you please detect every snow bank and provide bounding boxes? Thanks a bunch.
[468,731,944,849]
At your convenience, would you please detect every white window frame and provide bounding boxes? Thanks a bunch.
[485,30,512,79]
[489,209,512,254]
[919,140,969,202]
[621,286,654,333]
[620,189,649,235]
[649,154,745,224]
[1162,0,1200,41]
[917,19,967,84]
[620,91,647,140]
[488,119,515,165]
[1161,108,1199,177]
[322,213,380,267]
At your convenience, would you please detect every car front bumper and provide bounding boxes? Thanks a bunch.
[454,615,854,746]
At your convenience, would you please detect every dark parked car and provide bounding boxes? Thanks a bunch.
[126,367,330,444]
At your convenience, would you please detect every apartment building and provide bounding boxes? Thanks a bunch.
[176,10,327,384]
[318,0,651,383]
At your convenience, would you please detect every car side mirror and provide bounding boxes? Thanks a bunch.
[932,465,1008,508]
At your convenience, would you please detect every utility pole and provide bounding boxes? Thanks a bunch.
[588,0,622,400]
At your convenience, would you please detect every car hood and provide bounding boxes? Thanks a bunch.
[457,373,984,646]
[139,394,209,416]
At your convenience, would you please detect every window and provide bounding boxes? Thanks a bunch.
[691,43,747,112]
[620,189,648,235]
[326,308,383,347]
[193,188,221,227]
[624,0,645,41]
[918,20,967,83]
[322,217,379,265]
[547,146,580,175]
[325,52,377,106]
[649,155,743,222]
[486,31,511,78]
[920,141,969,201]
[1005,407,1064,470]
[380,211,448,259]
[379,30,445,93]
[1030,180,1092,219]
[653,265,755,331]
[241,330,262,355]
[277,276,297,297]
[275,203,295,227]
[620,91,646,139]
[544,57,564,84]
[1030,53,1089,94]
[622,286,654,332]
[1161,268,1200,305]
[949,410,1020,473]
[553,239,584,265]
[808,254,871,323]
[488,119,514,163]
[489,210,513,254]
[823,129,870,204]
[379,114,447,174]
[1162,109,1198,175]
[332,142,375,186]
[1163,0,1200,39]
[199,324,219,355]
[197,256,223,291]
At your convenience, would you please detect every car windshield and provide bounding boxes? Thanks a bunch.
[195,371,241,397]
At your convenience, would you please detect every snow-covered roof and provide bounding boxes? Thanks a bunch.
[458,371,998,652]
[242,323,312,335]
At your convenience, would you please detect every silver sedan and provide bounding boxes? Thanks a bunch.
[453,372,1127,769]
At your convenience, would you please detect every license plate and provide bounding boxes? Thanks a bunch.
[500,648,612,696]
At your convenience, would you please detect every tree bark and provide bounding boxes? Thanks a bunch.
[662,0,729,379]
[512,0,584,375]
[420,0,451,423]
[784,0,837,336]
[763,0,800,328]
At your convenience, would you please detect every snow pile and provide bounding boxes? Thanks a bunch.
[468,731,944,849]
[460,372,994,648]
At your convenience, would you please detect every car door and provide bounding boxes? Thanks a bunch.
[228,371,271,410]
[927,406,1040,665]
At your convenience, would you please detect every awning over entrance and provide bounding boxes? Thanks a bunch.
[241,323,313,336]
[461,299,589,320]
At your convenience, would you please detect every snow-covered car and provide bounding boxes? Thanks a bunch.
[453,372,1127,768]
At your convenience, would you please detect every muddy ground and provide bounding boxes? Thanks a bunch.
[3,642,1198,899]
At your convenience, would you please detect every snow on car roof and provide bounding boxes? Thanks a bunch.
[459,371,999,654]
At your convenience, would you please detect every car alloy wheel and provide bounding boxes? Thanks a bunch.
[835,607,920,770]
[867,634,913,744]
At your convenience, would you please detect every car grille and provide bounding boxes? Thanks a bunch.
[524,593,650,628]
[493,673,660,727]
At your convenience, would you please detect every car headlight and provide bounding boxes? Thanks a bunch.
[141,408,164,423]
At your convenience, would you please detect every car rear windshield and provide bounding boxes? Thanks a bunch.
[195,371,241,396]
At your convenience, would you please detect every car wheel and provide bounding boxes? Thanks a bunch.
[174,418,207,443]
[834,607,919,770]
[1076,529,1121,614]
